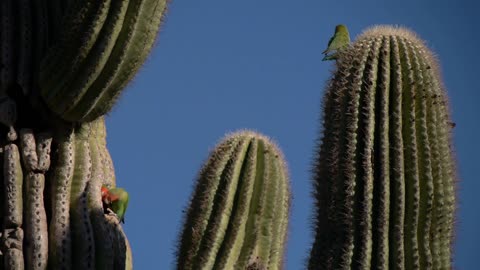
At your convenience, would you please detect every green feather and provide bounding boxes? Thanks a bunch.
[108,188,129,223]
[322,24,351,59]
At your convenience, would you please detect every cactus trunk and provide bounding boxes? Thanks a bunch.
[0,0,168,269]
[0,118,131,270]
[177,131,291,270]
[309,26,457,269]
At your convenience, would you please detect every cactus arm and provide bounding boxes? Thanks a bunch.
[48,126,75,269]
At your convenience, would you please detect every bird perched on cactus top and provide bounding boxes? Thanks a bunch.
[322,24,351,61]
[101,186,129,223]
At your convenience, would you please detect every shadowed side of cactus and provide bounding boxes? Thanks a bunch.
[176,131,291,270]
[47,118,131,270]
[309,25,457,270]
[39,0,169,122]
[0,0,73,134]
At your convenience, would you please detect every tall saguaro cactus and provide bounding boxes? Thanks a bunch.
[177,131,291,270]
[309,26,457,269]
[0,0,168,269]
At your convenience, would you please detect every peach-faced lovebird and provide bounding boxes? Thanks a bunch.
[101,186,129,223]
[322,24,350,61]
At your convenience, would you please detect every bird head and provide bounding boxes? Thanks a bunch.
[335,24,348,33]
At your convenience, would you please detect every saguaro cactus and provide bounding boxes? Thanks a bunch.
[309,26,457,269]
[0,0,168,269]
[177,131,291,270]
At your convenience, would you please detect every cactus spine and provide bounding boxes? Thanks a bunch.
[309,26,456,269]
[177,131,291,270]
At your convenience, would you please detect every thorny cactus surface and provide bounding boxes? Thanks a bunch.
[309,26,457,269]
[0,0,168,269]
[177,131,291,270]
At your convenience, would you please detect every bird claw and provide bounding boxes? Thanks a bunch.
[106,208,123,223]
[106,208,117,218]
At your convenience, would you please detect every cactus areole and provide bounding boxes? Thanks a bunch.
[309,26,457,269]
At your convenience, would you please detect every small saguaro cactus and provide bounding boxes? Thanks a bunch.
[309,26,457,269]
[177,131,291,270]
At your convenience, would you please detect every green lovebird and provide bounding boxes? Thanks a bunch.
[101,186,130,223]
[322,24,350,61]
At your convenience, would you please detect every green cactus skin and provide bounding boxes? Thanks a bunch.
[39,0,169,122]
[70,125,96,270]
[176,131,291,270]
[309,26,456,270]
[87,119,116,270]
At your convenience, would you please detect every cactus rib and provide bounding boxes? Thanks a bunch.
[2,144,24,269]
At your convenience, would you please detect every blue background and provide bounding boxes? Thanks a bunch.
[105,0,479,268]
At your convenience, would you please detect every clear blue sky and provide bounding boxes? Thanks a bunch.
[105,0,479,268]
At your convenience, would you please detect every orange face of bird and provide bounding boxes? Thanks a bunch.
[101,186,109,201]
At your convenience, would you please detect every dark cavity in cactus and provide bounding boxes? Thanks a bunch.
[309,25,457,270]
[176,131,291,270]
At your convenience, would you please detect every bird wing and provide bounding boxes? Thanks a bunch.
[322,35,335,54]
